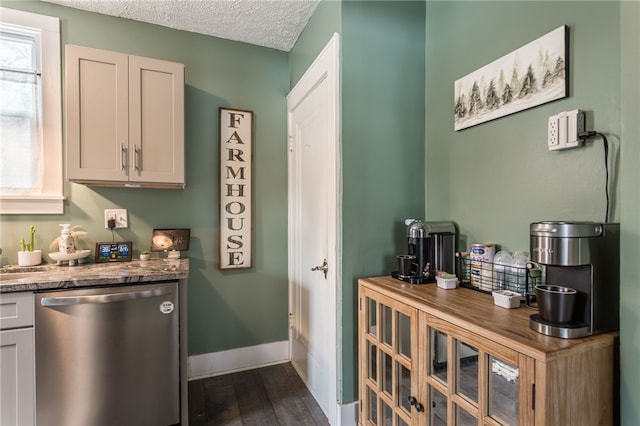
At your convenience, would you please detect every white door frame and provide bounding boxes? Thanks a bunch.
[287,33,342,423]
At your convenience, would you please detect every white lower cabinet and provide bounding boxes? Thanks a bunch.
[0,292,35,426]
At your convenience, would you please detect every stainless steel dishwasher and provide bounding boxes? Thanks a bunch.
[35,281,180,426]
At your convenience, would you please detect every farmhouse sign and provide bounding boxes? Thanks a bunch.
[219,108,253,270]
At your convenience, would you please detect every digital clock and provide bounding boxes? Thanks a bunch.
[95,242,133,263]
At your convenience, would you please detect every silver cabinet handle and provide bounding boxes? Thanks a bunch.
[134,144,141,172]
[121,144,129,173]
[41,287,172,306]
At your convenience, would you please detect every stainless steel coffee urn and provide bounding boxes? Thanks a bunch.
[529,221,619,338]
[394,220,457,284]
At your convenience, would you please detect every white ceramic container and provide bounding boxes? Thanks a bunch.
[436,276,458,290]
[492,290,522,309]
[18,250,42,266]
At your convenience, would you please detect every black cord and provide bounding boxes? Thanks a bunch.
[579,131,610,223]
[108,218,116,242]
[600,133,609,223]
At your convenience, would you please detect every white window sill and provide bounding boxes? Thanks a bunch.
[0,195,65,214]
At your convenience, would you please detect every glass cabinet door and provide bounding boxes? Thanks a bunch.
[423,314,521,426]
[360,288,417,426]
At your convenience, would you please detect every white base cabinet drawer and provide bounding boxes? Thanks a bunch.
[0,292,34,329]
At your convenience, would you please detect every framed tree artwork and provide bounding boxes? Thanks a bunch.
[454,25,568,131]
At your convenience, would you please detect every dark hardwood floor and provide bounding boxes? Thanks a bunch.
[189,362,330,426]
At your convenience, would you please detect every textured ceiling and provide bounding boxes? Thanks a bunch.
[42,0,320,51]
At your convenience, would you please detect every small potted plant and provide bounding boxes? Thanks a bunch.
[18,225,42,266]
[140,251,151,261]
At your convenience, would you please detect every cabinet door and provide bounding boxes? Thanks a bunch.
[421,314,534,425]
[0,328,35,426]
[66,45,129,181]
[360,288,418,426]
[128,56,184,184]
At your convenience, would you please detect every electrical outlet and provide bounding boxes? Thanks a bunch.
[548,114,560,149]
[104,209,128,228]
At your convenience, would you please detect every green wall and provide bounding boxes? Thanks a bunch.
[426,1,621,250]
[1,1,290,355]
[619,2,640,425]
[426,1,639,424]
[290,0,427,403]
[289,0,341,86]
[340,0,426,403]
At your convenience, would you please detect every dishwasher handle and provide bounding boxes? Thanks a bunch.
[41,287,173,307]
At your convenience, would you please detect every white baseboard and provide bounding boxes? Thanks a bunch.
[339,401,358,426]
[188,340,289,380]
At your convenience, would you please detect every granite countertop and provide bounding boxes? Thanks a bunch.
[0,258,189,293]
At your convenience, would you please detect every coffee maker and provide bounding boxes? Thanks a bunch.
[393,220,457,284]
[529,221,619,339]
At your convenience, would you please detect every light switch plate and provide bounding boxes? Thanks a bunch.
[565,109,585,148]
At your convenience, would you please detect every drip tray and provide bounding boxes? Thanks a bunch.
[529,314,590,339]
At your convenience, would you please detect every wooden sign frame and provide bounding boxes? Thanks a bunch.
[219,107,253,270]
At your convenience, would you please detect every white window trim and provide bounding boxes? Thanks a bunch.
[1,8,64,214]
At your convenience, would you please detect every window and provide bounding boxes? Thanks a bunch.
[0,8,62,214]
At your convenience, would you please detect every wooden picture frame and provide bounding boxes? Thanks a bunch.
[219,107,253,270]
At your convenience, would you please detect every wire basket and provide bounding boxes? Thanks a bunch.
[456,252,543,295]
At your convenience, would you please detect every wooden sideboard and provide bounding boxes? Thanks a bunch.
[358,276,618,426]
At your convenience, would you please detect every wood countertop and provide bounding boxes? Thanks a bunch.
[359,276,618,363]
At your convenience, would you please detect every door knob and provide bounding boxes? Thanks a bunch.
[311,258,328,279]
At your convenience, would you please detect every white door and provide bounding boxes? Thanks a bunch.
[287,34,340,425]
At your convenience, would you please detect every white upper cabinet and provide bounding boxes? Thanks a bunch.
[65,45,185,188]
